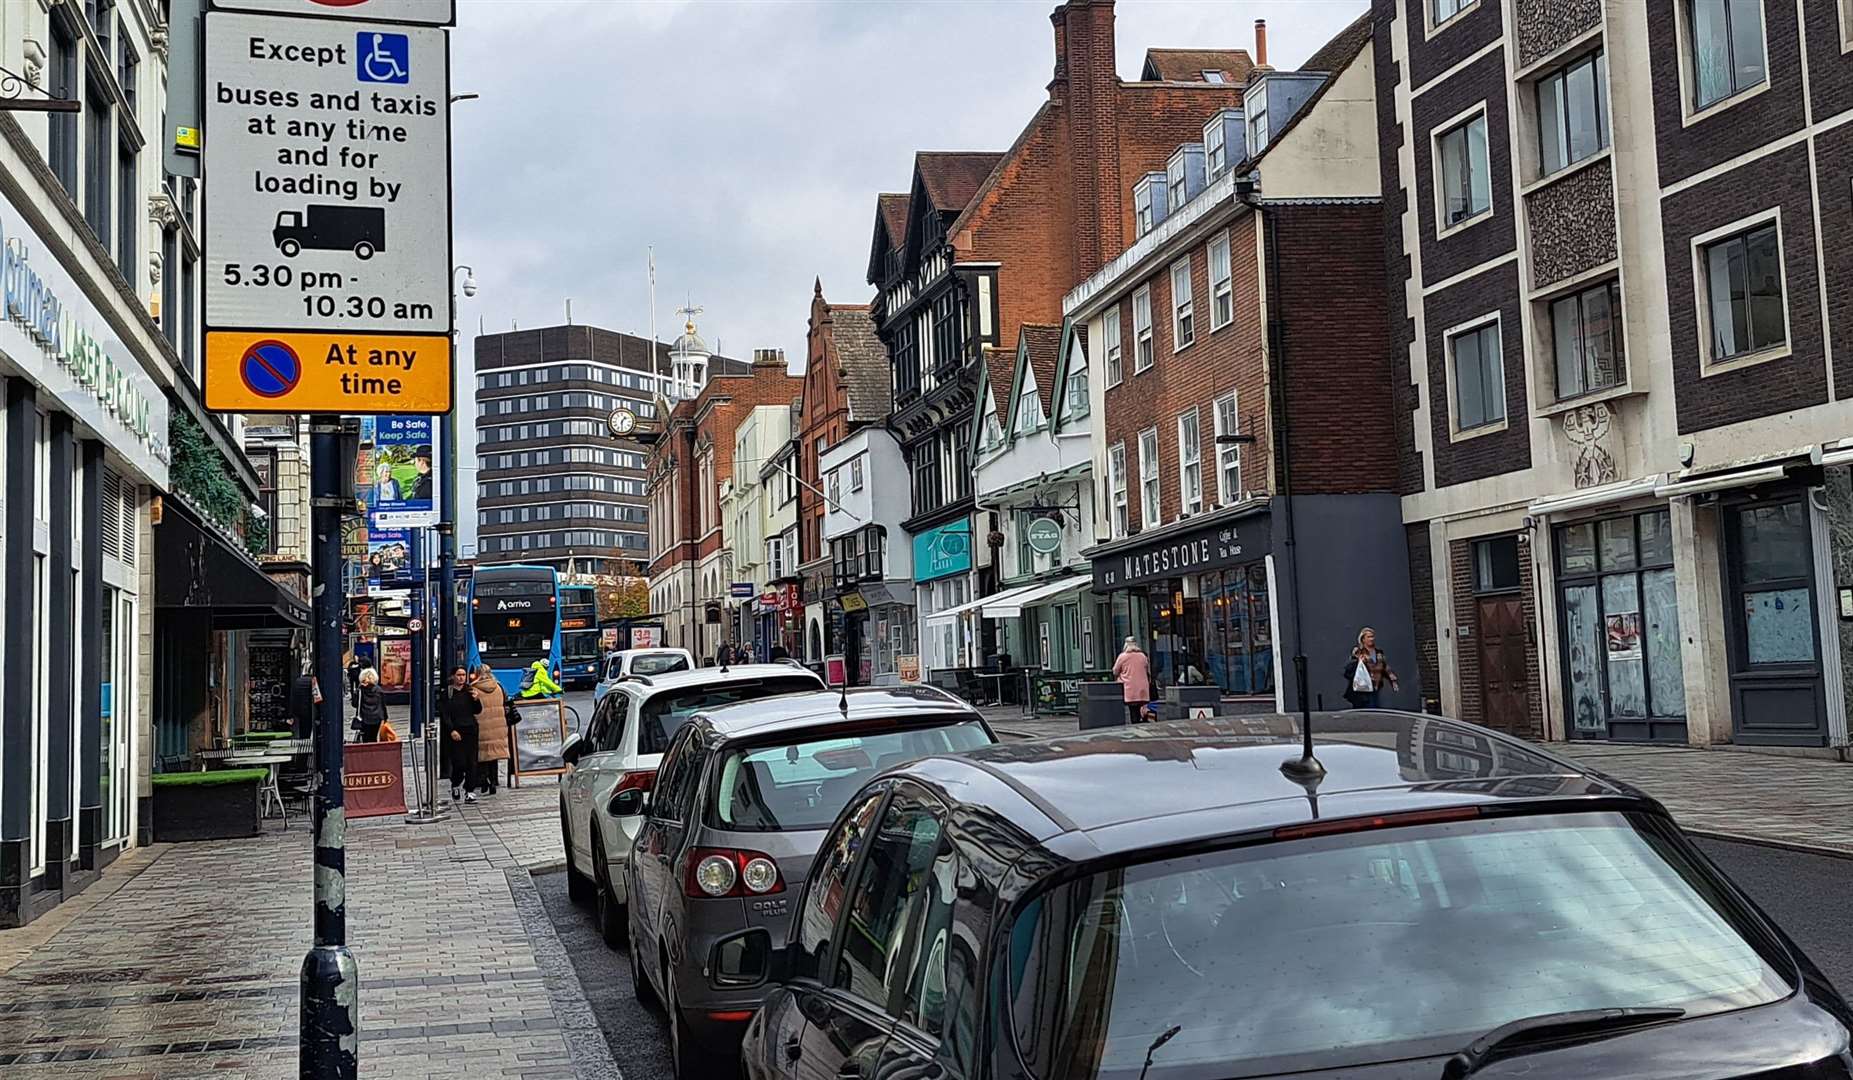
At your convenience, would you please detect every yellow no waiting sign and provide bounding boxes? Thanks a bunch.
[204,330,451,413]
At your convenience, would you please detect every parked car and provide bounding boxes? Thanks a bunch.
[625,685,995,1079]
[559,664,822,949]
[738,710,1853,1080]
[592,647,696,707]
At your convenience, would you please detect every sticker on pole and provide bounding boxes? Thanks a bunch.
[407,617,423,632]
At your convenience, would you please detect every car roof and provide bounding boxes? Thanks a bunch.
[621,662,813,692]
[889,710,1648,856]
[610,647,690,659]
[691,685,982,743]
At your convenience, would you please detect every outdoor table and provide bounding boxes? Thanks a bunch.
[974,671,1014,707]
[201,750,300,823]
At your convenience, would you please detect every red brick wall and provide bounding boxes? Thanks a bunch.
[797,294,855,567]
[1406,522,1438,710]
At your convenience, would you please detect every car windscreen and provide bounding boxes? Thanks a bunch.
[1006,811,1792,1079]
[709,720,992,832]
[637,675,820,755]
[631,654,690,676]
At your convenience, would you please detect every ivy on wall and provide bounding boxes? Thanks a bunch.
[168,410,267,556]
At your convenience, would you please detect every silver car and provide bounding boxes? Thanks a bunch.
[623,686,994,1079]
[559,664,823,949]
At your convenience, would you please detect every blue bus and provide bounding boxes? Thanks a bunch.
[465,564,561,697]
[557,584,601,689]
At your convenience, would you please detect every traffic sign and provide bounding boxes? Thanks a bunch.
[209,0,457,27]
[407,617,423,633]
[205,329,451,411]
[202,10,452,414]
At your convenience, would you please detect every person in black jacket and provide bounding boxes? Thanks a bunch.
[439,665,481,804]
[353,668,387,742]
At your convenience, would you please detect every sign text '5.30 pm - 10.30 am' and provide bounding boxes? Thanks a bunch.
[201,10,452,414]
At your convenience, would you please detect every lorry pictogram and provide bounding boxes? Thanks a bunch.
[273,204,386,259]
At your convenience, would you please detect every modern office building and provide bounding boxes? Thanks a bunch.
[473,323,746,576]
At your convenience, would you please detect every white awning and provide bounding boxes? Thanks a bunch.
[981,573,1092,619]
[1654,464,1788,499]
[922,595,988,622]
[1527,475,1663,517]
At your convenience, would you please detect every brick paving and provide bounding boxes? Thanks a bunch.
[981,707,1853,856]
[0,738,614,1080]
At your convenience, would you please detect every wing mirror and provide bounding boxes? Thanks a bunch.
[559,733,585,766]
[608,787,648,817]
[710,929,796,987]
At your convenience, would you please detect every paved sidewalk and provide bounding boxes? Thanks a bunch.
[981,707,1853,856]
[0,743,611,1080]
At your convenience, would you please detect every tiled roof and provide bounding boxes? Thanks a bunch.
[917,152,1005,213]
[1019,325,1063,409]
[1298,12,1372,75]
[828,306,892,422]
[1141,48,1255,84]
[982,345,1016,423]
[878,193,910,245]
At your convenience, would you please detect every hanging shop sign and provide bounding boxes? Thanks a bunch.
[1026,516,1063,555]
[1092,511,1273,591]
[0,194,170,485]
[201,10,452,413]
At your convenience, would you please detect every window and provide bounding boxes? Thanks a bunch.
[1437,112,1491,227]
[1450,321,1504,431]
[1177,409,1202,516]
[1249,81,1270,153]
[1689,0,1767,110]
[1014,366,1042,434]
[849,457,864,492]
[1208,232,1233,330]
[981,396,1004,451]
[1062,342,1088,420]
[766,536,786,579]
[1109,442,1129,539]
[1133,287,1154,372]
[49,16,78,195]
[1104,307,1123,387]
[1201,69,1226,83]
[1135,183,1154,235]
[1551,280,1625,399]
[116,128,136,277]
[1167,155,1188,212]
[1559,510,1686,735]
[118,37,137,118]
[1138,427,1160,529]
[1170,259,1195,351]
[1434,0,1473,23]
[1213,392,1241,505]
[831,790,950,1007]
[1702,222,1784,363]
[85,80,112,247]
[1473,535,1521,593]
[1205,116,1227,175]
[1537,51,1608,177]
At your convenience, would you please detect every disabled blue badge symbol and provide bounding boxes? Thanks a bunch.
[357,32,410,84]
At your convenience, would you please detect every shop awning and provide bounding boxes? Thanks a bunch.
[1654,464,1789,499]
[922,595,989,622]
[981,573,1092,619]
[156,497,311,629]
[1527,475,1663,517]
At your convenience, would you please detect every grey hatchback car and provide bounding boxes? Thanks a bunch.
[624,685,994,1079]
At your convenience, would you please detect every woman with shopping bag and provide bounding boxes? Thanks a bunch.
[1343,626,1399,709]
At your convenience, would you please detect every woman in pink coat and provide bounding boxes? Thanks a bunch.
[1111,637,1152,725]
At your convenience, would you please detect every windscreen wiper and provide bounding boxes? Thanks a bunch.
[1440,1007,1685,1079]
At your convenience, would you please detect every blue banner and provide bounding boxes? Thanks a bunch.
[367,415,437,528]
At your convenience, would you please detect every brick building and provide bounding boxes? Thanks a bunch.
[1377,0,1853,750]
[796,281,893,674]
[1064,13,1417,713]
[646,348,802,660]
[867,0,1252,679]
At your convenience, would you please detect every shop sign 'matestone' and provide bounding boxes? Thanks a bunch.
[1092,513,1272,590]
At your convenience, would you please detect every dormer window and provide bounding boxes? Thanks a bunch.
[1202,69,1225,83]
[1167,156,1187,211]
[1206,118,1226,175]
[1135,183,1154,235]
[1248,81,1270,154]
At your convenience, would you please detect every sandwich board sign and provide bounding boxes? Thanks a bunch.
[202,9,452,413]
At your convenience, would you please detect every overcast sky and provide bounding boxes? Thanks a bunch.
[449,0,1370,551]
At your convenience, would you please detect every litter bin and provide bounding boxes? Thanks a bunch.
[1079,680,1125,729]
[1167,685,1221,722]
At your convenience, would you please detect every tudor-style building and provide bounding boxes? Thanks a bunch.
[1376,0,1853,752]
[1065,13,1419,713]
[867,0,1250,677]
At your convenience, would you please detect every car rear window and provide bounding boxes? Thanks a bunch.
[708,720,991,832]
[638,675,819,755]
[631,654,690,676]
[1006,812,1791,1079]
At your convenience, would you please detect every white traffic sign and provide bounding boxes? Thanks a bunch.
[210,0,456,26]
[204,12,451,337]
[408,617,424,632]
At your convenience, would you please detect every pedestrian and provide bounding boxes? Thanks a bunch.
[289,668,319,739]
[346,653,363,708]
[439,665,482,803]
[1112,637,1152,726]
[472,665,509,796]
[518,658,562,699]
[353,668,386,742]
[1344,626,1400,709]
[769,642,790,662]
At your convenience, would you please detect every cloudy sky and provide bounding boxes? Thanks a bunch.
[449,0,1369,549]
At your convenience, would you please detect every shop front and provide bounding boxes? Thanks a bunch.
[914,517,976,676]
[1088,509,1275,697]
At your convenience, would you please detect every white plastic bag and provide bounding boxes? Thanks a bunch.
[1351,657,1375,693]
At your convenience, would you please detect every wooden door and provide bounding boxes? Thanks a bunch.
[1475,596,1533,737]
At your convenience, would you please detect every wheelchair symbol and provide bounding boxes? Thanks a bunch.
[357,32,409,85]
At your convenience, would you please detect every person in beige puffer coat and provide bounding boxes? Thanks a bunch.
[472,666,510,794]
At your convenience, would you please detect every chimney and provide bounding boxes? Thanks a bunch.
[753,347,786,368]
[1254,19,1268,68]
[1056,0,1122,276]
[1049,5,1068,97]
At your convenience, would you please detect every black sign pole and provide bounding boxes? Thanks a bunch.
[303,417,359,1078]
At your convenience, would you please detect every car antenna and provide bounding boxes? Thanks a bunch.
[838,682,849,714]
[1280,658,1325,782]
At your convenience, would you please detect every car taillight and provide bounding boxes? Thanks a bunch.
[1272,805,1481,841]
[684,848,784,899]
[616,769,655,793]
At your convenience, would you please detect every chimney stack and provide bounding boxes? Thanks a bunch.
[1254,19,1268,68]
[1054,0,1123,276]
[753,347,786,368]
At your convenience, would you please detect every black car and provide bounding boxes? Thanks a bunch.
[734,710,1853,1079]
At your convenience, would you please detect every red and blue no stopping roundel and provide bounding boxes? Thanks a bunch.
[239,340,302,399]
